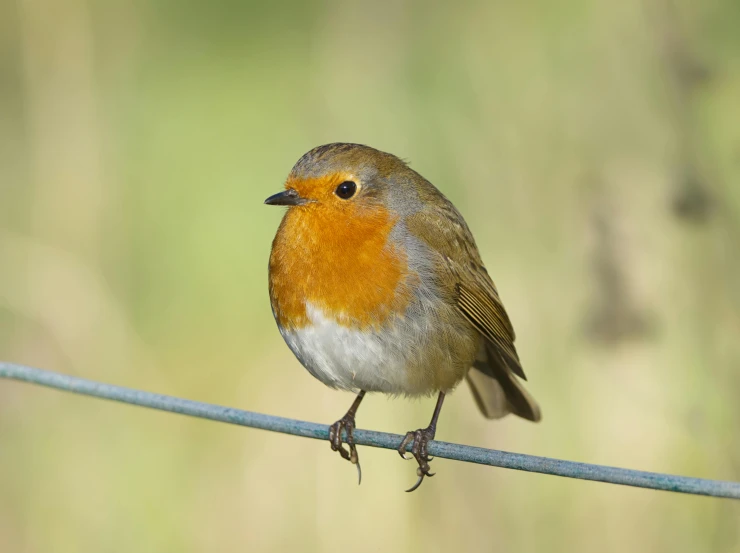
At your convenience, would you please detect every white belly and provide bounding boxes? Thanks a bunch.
[280,303,412,393]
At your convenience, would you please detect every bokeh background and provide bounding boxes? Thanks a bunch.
[2,0,740,551]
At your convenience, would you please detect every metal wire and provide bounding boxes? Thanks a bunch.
[2,361,739,499]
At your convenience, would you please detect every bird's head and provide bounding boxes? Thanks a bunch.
[264,143,418,216]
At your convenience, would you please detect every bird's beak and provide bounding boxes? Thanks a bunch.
[264,188,308,206]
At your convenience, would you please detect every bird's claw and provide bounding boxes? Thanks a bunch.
[398,427,436,492]
[329,415,362,484]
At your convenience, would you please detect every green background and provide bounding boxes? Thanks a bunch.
[1,0,740,551]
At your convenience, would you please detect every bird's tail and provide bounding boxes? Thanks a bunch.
[466,344,541,422]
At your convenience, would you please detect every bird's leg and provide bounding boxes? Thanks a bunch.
[398,391,445,492]
[329,390,366,484]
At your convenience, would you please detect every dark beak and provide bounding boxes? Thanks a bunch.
[264,188,307,206]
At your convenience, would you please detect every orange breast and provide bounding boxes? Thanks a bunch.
[269,202,412,330]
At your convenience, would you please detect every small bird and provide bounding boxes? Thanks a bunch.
[265,143,541,491]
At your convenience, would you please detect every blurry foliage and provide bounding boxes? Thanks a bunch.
[1,0,740,552]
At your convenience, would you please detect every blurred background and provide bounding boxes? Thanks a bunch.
[1,0,740,551]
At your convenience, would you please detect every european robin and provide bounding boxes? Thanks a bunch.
[266,143,541,491]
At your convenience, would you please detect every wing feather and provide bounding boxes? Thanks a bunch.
[456,283,526,380]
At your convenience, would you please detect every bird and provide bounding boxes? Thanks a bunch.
[265,143,541,491]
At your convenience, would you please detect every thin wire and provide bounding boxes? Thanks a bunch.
[1,361,739,500]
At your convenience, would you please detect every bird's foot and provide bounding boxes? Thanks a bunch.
[398,426,436,492]
[329,413,361,484]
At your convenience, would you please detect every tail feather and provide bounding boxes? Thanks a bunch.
[466,345,541,422]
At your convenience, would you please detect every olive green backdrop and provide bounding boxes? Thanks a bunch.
[1,0,739,552]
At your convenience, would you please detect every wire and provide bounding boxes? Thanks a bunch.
[1,361,739,499]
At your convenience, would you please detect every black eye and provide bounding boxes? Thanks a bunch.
[335,181,357,200]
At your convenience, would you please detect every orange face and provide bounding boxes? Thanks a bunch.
[286,171,358,204]
[268,171,413,331]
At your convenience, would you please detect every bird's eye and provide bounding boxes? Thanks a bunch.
[335,181,357,200]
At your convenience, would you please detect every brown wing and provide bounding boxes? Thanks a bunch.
[405,186,540,421]
[453,258,541,421]
[456,281,525,380]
